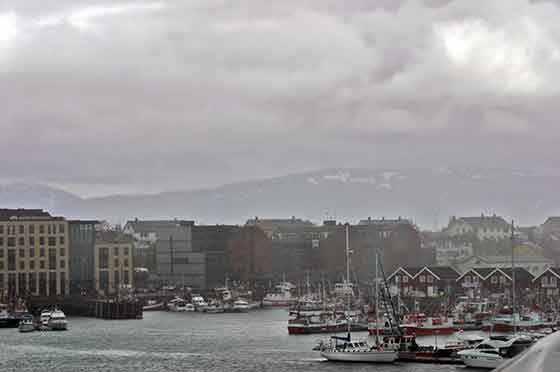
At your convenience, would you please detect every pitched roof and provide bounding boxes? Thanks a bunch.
[457,267,496,281]
[0,208,61,221]
[532,267,560,282]
[490,267,534,281]
[424,266,460,280]
[544,217,560,226]
[388,266,422,280]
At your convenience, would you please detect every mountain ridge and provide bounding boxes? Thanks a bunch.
[1,167,559,228]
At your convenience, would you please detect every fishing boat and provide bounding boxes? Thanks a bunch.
[319,224,398,363]
[457,334,533,369]
[191,295,209,312]
[18,314,35,333]
[400,313,455,335]
[48,308,68,331]
[263,281,297,307]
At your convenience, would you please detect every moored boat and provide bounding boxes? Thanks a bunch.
[143,300,165,311]
[400,313,455,335]
[263,282,297,307]
[232,299,250,313]
[457,334,534,369]
[0,304,19,328]
[48,309,68,331]
[18,314,35,333]
[167,298,188,312]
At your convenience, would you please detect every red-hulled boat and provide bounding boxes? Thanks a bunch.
[400,313,455,336]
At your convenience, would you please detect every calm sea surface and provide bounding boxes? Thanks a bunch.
[0,309,481,372]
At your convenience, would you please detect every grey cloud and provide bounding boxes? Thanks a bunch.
[0,0,559,195]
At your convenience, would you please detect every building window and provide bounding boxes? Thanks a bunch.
[59,224,65,234]
[0,237,3,246]
[113,247,119,256]
[499,276,506,284]
[551,276,557,286]
[114,258,119,268]
[29,248,35,258]
[0,249,3,258]
[40,248,45,257]
[123,271,129,285]
[59,236,65,245]
[124,259,129,267]
[48,225,51,235]
[19,225,24,234]
[39,237,45,246]
[30,261,35,270]
[419,275,426,283]
[29,236,35,246]
[60,260,65,269]
[40,261,45,269]
[7,237,15,247]
[18,237,24,246]
[99,248,109,269]
[48,249,57,270]
[427,275,434,283]
[59,247,65,257]
[491,276,497,284]
[124,247,129,255]
[0,225,3,234]
[48,237,56,246]
[402,276,408,283]
[52,224,57,234]
[19,249,25,258]
[39,225,44,234]
[29,225,34,234]
[19,261,24,270]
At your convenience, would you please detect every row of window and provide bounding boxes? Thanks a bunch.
[0,259,66,271]
[0,247,65,258]
[0,224,66,235]
[0,236,65,247]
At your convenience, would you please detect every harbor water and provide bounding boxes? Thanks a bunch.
[0,309,483,372]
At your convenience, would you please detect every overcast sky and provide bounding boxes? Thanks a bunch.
[1,0,560,197]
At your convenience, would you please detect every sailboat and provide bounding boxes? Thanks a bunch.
[319,224,398,363]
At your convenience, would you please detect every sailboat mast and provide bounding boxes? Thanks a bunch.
[375,248,380,345]
[511,220,516,333]
[345,223,351,336]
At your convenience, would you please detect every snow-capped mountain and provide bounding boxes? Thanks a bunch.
[1,167,559,228]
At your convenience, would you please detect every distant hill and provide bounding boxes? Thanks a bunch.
[1,167,559,228]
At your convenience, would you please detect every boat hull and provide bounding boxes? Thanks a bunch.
[143,302,165,311]
[19,323,35,333]
[460,355,503,369]
[288,323,348,335]
[48,321,68,331]
[0,318,20,328]
[321,350,398,362]
[401,326,455,336]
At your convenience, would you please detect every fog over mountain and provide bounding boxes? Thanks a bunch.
[2,167,558,229]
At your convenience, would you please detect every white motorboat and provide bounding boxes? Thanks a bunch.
[205,304,225,313]
[185,303,195,312]
[232,299,250,313]
[39,309,52,328]
[19,314,35,333]
[143,300,165,311]
[48,309,68,331]
[167,298,188,312]
[191,295,208,312]
[458,335,533,369]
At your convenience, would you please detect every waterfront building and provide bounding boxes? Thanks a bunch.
[228,225,272,285]
[446,214,511,240]
[245,216,314,238]
[68,220,97,295]
[124,220,205,289]
[388,266,459,298]
[532,268,560,306]
[94,231,134,295]
[0,209,70,298]
[455,252,553,277]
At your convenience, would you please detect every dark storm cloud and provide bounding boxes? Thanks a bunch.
[1,0,559,195]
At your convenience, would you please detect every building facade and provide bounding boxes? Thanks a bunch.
[446,215,511,241]
[0,209,70,298]
[94,231,134,295]
[68,220,97,295]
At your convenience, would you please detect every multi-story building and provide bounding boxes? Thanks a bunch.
[0,209,69,298]
[388,266,459,298]
[245,216,314,238]
[94,231,134,295]
[124,219,205,288]
[68,220,97,295]
[446,214,511,241]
